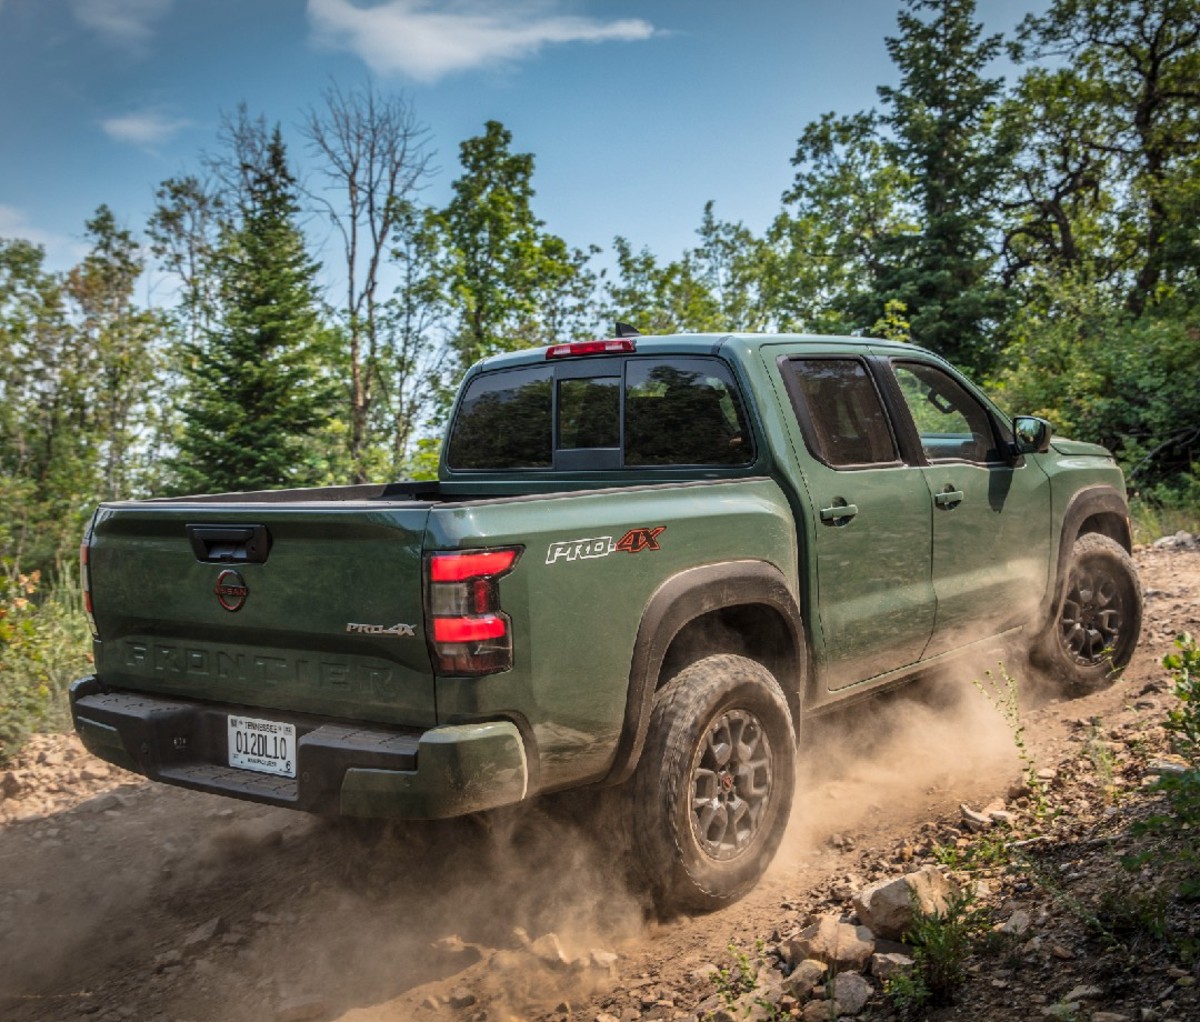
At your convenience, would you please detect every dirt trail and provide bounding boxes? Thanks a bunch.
[2,544,1198,1022]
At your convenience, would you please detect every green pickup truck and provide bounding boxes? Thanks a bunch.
[72,332,1142,911]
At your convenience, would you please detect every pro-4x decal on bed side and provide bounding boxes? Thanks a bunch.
[546,526,666,565]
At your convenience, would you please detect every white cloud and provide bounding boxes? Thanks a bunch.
[101,110,191,148]
[70,0,171,46]
[307,0,656,82]
[0,206,88,268]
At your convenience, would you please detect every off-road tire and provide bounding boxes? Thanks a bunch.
[631,654,795,914]
[1034,532,1142,695]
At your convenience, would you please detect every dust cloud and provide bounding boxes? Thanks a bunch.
[2,660,1041,1022]
[775,661,1026,866]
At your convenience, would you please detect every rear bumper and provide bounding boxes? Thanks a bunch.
[69,676,529,819]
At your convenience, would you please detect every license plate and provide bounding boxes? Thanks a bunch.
[227,714,296,778]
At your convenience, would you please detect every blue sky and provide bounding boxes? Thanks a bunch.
[0,0,1039,293]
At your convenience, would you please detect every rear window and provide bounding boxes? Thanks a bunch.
[446,356,753,471]
[445,367,553,469]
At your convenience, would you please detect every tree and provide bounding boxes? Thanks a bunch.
[599,236,717,335]
[776,111,916,334]
[303,81,434,482]
[1015,0,1200,313]
[64,206,166,501]
[872,0,1014,372]
[148,175,226,352]
[379,198,450,476]
[0,239,70,571]
[173,127,337,493]
[437,121,592,368]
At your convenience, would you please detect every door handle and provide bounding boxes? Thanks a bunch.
[186,524,272,563]
[819,503,859,523]
[934,489,965,509]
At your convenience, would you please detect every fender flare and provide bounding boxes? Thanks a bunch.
[602,559,806,786]
[1040,485,1132,624]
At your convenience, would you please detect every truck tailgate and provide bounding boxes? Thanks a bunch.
[88,501,437,727]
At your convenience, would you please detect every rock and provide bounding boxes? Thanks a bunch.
[870,952,914,981]
[84,793,120,814]
[788,916,874,971]
[531,932,570,968]
[448,988,476,1009]
[1064,984,1103,1002]
[783,958,828,998]
[828,971,873,1015]
[1147,759,1189,778]
[1153,531,1196,550]
[153,949,183,971]
[183,916,226,952]
[999,909,1032,936]
[1,772,21,798]
[1092,1014,1132,1022]
[960,804,993,833]
[590,949,620,972]
[802,1002,835,1022]
[1049,944,1076,960]
[852,866,953,941]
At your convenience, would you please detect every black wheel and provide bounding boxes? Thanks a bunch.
[1034,532,1142,695]
[631,654,795,914]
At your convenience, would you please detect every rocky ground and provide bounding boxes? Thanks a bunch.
[2,539,1199,1022]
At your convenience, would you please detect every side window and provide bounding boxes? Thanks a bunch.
[446,366,553,469]
[893,361,1001,464]
[625,359,753,466]
[783,358,899,468]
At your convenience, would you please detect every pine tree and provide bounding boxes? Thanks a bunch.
[173,127,335,494]
[873,0,1013,373]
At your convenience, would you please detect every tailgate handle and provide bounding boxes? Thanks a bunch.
[186,524,272,564]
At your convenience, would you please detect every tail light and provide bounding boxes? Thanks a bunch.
[80,527,98,639]
[426,547,522,675]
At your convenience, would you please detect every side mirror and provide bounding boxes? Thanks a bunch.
[1011,415,1052,455]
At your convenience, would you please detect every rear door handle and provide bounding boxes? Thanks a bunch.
[934,489,965,509]
[819,503,859,523]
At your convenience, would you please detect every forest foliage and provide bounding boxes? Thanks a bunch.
[1,0,1198,594]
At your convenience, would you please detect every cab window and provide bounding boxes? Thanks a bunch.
[782,358,899,468]
[893,361,1002,464]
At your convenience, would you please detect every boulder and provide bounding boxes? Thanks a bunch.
[787,916,874,972]
[870,952,915,981]
[783,959,828,998]
[828,972,874,1015]
[852,866,953,940]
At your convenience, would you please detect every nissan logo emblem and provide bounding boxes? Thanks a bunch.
[214,568,249,612]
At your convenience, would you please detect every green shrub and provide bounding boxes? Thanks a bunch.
[0,569,53,763]
[1132,634,1200,899]
[903,889,989,1006]
[0,566,92,765]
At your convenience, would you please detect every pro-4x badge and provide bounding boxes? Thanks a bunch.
[615,526,665,553]
[546,526,666,564]
[345,622,417,637]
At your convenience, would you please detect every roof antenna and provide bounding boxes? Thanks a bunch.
[615,322,641,338]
